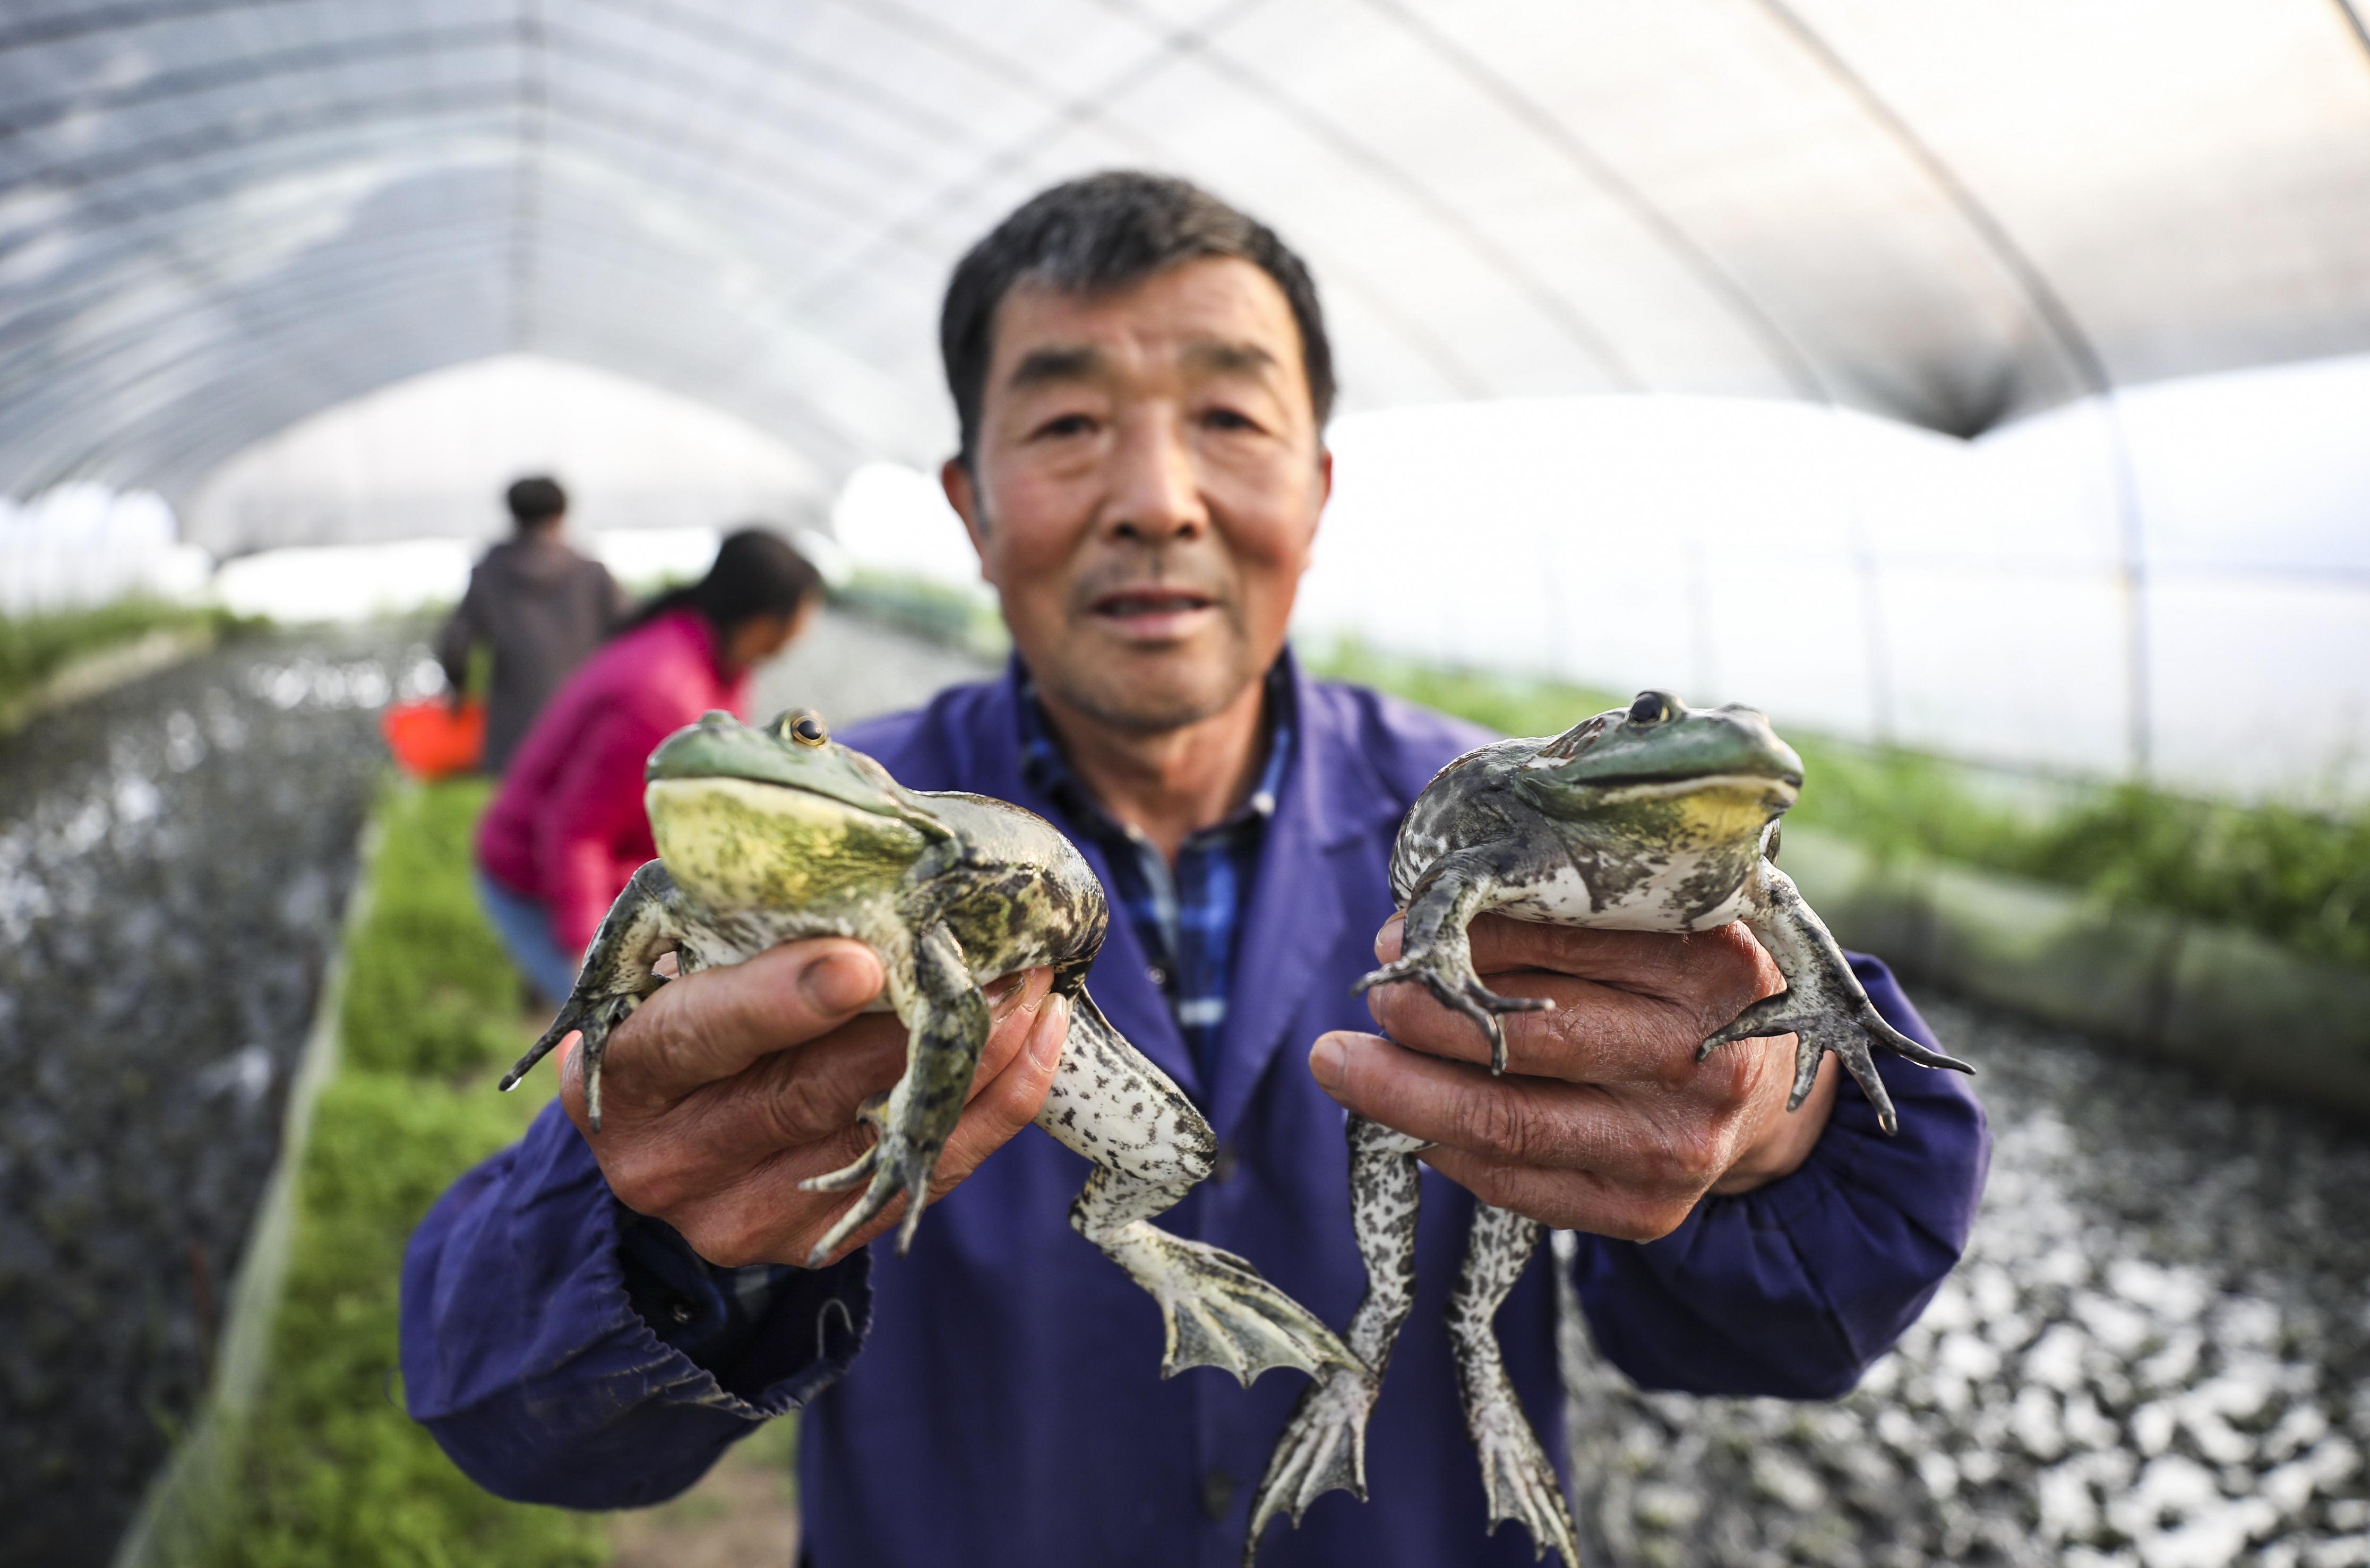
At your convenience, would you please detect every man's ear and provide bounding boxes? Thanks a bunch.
[941,456,997,587]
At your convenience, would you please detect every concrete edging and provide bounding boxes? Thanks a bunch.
[109,808,385,1568]
[1781,825,2370,1119]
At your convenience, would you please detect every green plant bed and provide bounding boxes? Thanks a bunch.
[207,779,608,1568]
[0,600,255,719]
[1305,640,2370,972]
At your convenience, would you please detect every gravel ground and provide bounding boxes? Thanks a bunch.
[0,625,427,1568]
[18,609,2370,1568]
[1558,995,2370,1568]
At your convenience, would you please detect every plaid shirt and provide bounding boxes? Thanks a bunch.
[1017,667,1294,1088]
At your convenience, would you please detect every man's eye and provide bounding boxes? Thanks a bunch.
[1201,407,1259,433]
[1032,413,1097,441]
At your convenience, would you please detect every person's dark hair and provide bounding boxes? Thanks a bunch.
[625,528,822,635]
[506,476,568,529]
[939,171,1334,469]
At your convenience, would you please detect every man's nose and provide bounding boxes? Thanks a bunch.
[1102,417,1206,544]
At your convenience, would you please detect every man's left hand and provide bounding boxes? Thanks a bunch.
[1308,914,1840,1242]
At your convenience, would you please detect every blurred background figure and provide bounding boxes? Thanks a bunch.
[435,476,628,774]
[471,527,822,1002]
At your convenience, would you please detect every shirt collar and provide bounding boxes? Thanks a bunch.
[1015,659,1296,850]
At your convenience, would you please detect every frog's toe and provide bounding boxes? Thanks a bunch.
[1243,1363,1379,1563]
[501,991,639,1130]
[1472,1392,1583,1566]
[801,1141,881,1195]
[1697,992,1973,1137]
[1109,1227,1357,1386]
[1355,956,1552,1075]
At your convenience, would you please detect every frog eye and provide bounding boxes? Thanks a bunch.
[779,710,829,747]
[1627,691,1679,726]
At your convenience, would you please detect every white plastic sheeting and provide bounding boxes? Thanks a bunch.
[210,526,724,623]
[4,0,2370,506]
[837,357,2370,802]
[6,0,2370,794]
[187,356,824,554]
[0,484,211,614]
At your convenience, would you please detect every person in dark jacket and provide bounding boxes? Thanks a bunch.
[472,529,821,1004]
[436,476,629,774]
[402,174,1989,1567]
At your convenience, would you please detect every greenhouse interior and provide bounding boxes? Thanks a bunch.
[3,3,2367,1566]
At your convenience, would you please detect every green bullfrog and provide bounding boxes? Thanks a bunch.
[1246,691,1973,1565]
[500,708,1355,1387]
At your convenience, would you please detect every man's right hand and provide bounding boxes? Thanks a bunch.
[547,940,1069,1269]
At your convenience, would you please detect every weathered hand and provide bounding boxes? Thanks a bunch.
[1309,914,1837,1241]
[545,938,1069,1268]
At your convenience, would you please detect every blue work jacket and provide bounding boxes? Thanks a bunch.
[401,654,1990,1568]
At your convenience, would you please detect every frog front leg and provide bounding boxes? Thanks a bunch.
[1036,993,1357,1387]
[1245,1114,1422,1564]
[1354,849,1552,1075]
[800,916,988,1263]
[499,859,684,1130]
[1698,863,1973,1135]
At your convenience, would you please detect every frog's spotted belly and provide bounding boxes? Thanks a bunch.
[676,904,878,973]
[1389,831,1754,933]
[1490,857,1753,932]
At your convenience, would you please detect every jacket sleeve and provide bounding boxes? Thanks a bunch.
[400,1098,872,1508]
[1568,955,1989,1400]
[533,701,667,952]
[434,574,484,694]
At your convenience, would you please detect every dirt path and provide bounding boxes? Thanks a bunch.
[609,1418,801,1568]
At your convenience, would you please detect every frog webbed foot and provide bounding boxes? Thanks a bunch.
[1100,1214,1359,1385]
[1356,855,1548,1075]
[1243,1364,1381,1563]
[1354,947,1550,1076]
[498,859,680,1131]
[1703,865,1974,1136]
[1038,996,1356,1386]
[800,921,988,1265]
[1699,992,1971,1136]
[1470,1397,1583,1566]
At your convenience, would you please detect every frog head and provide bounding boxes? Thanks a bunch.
[643,709,947,910]
[1516,691,1802,856]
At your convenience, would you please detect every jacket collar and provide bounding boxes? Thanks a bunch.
[968,648,1403,1133]
[1209,648,1403,1132]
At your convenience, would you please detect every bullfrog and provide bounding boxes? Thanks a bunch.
[500,707,1355,1386]
[1246,691,1973,1565]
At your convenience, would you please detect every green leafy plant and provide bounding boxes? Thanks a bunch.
[210,779,607,1568]
[0,600,256,719]
[1306,639,2370,971]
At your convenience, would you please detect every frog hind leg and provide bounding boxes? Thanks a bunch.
[1450,1203,1583,1566]
[497,860,682,1130]
[1037,994,1356,1388]
[1353,852,1549,1075]
[1244,1115,1423,1565]
[801,918,987,1264]
[1697,864,1974,1136]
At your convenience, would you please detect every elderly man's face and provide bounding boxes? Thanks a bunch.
[944,257,1329,735]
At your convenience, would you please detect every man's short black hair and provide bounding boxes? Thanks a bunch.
[939,171,1334,468]
[506,476,567,527]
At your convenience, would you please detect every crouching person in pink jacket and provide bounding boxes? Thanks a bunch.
[472,528,822,1002]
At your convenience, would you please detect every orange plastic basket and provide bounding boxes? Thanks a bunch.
[382,697,486,779]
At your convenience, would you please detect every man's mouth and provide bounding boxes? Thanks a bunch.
[1088,587,1220,641]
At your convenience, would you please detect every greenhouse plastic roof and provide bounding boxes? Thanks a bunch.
[4,0,2369,515]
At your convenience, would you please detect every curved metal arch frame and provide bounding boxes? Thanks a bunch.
[0,231,899,496]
